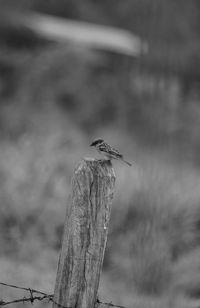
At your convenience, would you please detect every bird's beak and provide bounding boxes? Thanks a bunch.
[90,143,94,147]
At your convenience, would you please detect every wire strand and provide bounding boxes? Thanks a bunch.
[0,281,126,308]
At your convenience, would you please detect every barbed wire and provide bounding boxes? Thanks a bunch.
[0,282,126,308]
[0,282,53,307]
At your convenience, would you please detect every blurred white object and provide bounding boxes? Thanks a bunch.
[5,10,148,56]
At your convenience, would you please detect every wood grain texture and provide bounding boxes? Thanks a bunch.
[53,158,115,308]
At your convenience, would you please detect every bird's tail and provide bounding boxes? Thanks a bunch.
[122,158,132,166]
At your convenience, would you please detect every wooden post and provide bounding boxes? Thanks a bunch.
[53,158,115,308]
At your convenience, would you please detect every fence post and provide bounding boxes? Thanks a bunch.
[53,158,115,308]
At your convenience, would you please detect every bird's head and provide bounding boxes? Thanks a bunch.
[90,138,104,146]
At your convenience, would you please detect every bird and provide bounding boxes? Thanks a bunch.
[90,138,132,166]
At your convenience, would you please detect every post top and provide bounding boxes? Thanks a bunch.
[75,158,115,180]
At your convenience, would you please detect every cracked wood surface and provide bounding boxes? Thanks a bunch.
[53,158,115,308]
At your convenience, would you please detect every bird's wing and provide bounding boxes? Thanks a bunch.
[99,144,123,158]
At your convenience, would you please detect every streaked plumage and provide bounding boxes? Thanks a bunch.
[90,138,132,166]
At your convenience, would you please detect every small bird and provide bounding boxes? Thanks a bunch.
[90,138,132,166]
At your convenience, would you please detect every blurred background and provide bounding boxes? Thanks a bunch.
[0,1,200,307]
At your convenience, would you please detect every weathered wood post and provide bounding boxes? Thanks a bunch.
[53,158,115,308]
